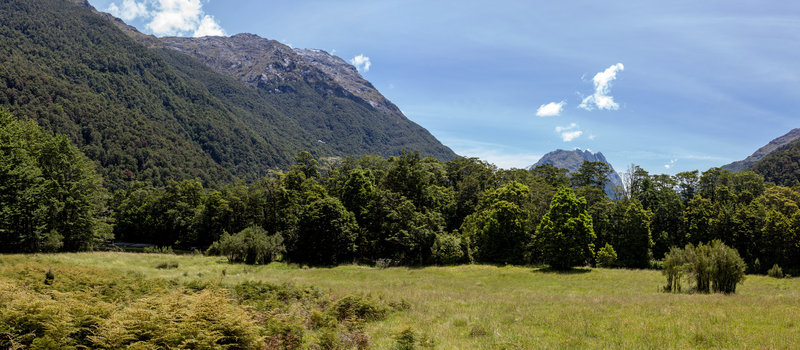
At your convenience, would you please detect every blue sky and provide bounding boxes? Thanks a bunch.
[88,0,800,174]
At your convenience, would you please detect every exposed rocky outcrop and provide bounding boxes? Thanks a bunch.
[530,149,624,196]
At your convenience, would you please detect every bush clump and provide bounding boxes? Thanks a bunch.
[595,243,618,268]
[663,240,746,294]
[155,261,179,269]
[208,225,285,264]
[431,233,465,265]
[768,264,784,278]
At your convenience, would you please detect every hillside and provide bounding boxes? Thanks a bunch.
[0,0,455,189]
[157,34,455,161]
[530,149,624,195]
[721,128,800,172]
[749,138,800,187]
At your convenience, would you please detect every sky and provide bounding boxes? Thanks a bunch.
[88,0,800,174]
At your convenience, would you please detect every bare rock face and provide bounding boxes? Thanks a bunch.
[294,48,396,114]
[530,149,625,196]
[159,34,400,115]
[722,128,800,172]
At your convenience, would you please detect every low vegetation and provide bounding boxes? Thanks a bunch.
[0,254,399,349]
[1,252,799,349]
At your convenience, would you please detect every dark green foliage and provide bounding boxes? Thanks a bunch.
[768,264,784,278]
[662,240,746,294]
[461,181,533,264]
[431,233,466,265]
[750,139,800,187]
[211,226,285,264]
[613,200,653,268]
[0,109,107,252]
[330,295,390,323]
[0,0,454,191]
[536,187,596,270]
[294,197,359,265]
[595,243,618,268]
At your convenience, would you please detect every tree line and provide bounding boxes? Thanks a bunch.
[3,109,800,274]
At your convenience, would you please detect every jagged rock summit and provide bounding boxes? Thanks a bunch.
[721,128,800,172]
[530,149,624,196]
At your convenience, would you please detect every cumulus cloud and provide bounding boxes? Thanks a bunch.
[536,101,565,117]
[664,158,678,169]
[147,0,204,36]
[579,63,625,111]
[350,54,371,73]
[106,0,149,22]
[193,15,225,37]
[107,0,226,37]
[555,123,582,142]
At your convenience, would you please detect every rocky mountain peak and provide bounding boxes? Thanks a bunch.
[530,148,624,196]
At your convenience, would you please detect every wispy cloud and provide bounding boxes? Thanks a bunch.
[107,0,226,37]
[579,63,625,111]
[536,101,565,117]
[440,137,542,169]
[350,54,371,73]
[664,158,677,169]
[555,123,582,142]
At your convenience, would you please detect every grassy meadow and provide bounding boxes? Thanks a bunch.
[1,252,799,349]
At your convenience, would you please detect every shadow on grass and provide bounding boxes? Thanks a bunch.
[531,266,592,274]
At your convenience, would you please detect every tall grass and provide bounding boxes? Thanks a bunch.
[2,252,799,349]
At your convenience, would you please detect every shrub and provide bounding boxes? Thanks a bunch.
[211,226,285,264]
[431,233,464,265]
[662,240,746,294]
[143,246,174,254]
[768,264,784,278]
[595,243,618,268]
[330,295,389,324]
[155,261,179,269]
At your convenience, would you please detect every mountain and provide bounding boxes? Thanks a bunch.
[0,0,455,189]
[529,149,624,196]
[721,128,800,172]
[749,139,800,187]
[156,34,455,161]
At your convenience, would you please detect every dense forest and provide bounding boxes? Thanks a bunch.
[4,109,799,274]
[0,0,454,190]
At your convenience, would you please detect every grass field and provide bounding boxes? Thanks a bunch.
[2,252,799,349]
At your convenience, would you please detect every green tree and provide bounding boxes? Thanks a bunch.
[293,197,358,265]
[613,200,653,268]
[460,181,533,264]
[535,187,596,270]
[0,110,107,252]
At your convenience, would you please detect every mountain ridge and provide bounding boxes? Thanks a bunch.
[721,128,800,172]
[530,149,624,196]
[0,0,455,188]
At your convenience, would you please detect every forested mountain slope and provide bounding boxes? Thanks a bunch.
[0,0,455,189]
[721,128,800,172]
[750,138,800,187]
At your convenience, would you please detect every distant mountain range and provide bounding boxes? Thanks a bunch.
[0,0,455,189]
[721,128,800,172]
[529,149,624,196]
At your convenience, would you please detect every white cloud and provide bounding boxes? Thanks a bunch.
[561,130,583,142]
[536,101,565,117]
[555,123,582,142]
[664,158,678,169]
[579,63,625,111]
[350,54,371,73]
[193,15,225,37]
[106,0,150,22]
[147,0,203,36]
